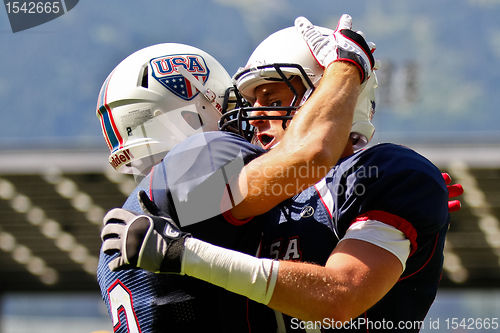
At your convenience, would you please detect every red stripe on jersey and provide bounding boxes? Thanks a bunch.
[399,233,439,281]
[222,209,253,226]
[314,179,333,219]
[353,210,418,256]
[316,190,333,219]
[245,298,252,333]
[148,166,155,200]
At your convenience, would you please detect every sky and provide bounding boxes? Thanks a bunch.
[0,0,499,149]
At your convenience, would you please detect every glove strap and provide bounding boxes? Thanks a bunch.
[340,29,374,68]
[160,237,187,273]
[336,29,374,82]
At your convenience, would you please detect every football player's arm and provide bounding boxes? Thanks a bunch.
[102,196,407,322]
[268,239,403,321]
[230,15,375,220]
[230,62,360,219]
[102,206,404,322]
[268,167,446,321]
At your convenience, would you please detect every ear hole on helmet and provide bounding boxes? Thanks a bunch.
[140,65,148,88]
[181,111,203,130]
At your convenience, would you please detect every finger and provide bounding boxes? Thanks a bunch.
[368,41,376,52]
[442,172,451,185]
[138,190,162,216]
[354,31,376,53]
[103,208,140,226]
[108,257,127,271]
[448,200,462,212]
[294,16,325,55]
[294,16,314,34]
[101,223,125,241]
[448,184,464,198]
[102,239,122,254]
[356,30,366,39]
[336,14,352,31]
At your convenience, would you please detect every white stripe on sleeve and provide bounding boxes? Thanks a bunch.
[340,219,411,271]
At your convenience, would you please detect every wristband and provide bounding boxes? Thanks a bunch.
[182,237,279,304]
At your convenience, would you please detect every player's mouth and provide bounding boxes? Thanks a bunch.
[258,133,276,150]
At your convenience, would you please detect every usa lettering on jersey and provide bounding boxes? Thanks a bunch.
[270,237,302,260]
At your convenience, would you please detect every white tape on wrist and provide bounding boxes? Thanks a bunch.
[182,237,279,304]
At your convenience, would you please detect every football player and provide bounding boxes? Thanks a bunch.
[96,34,377,331]
[96,43,272,332]
[101,14,463,332]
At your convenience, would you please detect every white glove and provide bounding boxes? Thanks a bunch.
[295,14,376,82]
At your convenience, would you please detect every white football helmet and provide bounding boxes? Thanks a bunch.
[219,26,377,149]
[96,43,233,175]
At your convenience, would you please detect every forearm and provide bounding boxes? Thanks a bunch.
[280,62,360,165]
[270,239,402,322]
[232,63,360,219]
[180,237,401,323]
[182,238,280,304]
[268,261,353,321]
[181,238,359,321]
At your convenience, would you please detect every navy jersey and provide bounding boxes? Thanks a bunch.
[255,143,450,332]
[97,131,277,333]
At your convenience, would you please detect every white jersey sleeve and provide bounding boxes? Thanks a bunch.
[339,219,411,271]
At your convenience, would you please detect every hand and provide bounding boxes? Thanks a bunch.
[138,189,168,217]
[101,192,190,273]
[295,14,375,82]
[442,173,464,212]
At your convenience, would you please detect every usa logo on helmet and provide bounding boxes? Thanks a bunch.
[150,54,210,101]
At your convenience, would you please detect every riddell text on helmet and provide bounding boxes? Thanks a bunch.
[110,149,134,169]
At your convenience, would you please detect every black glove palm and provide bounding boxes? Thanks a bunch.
[101,191,190,273]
